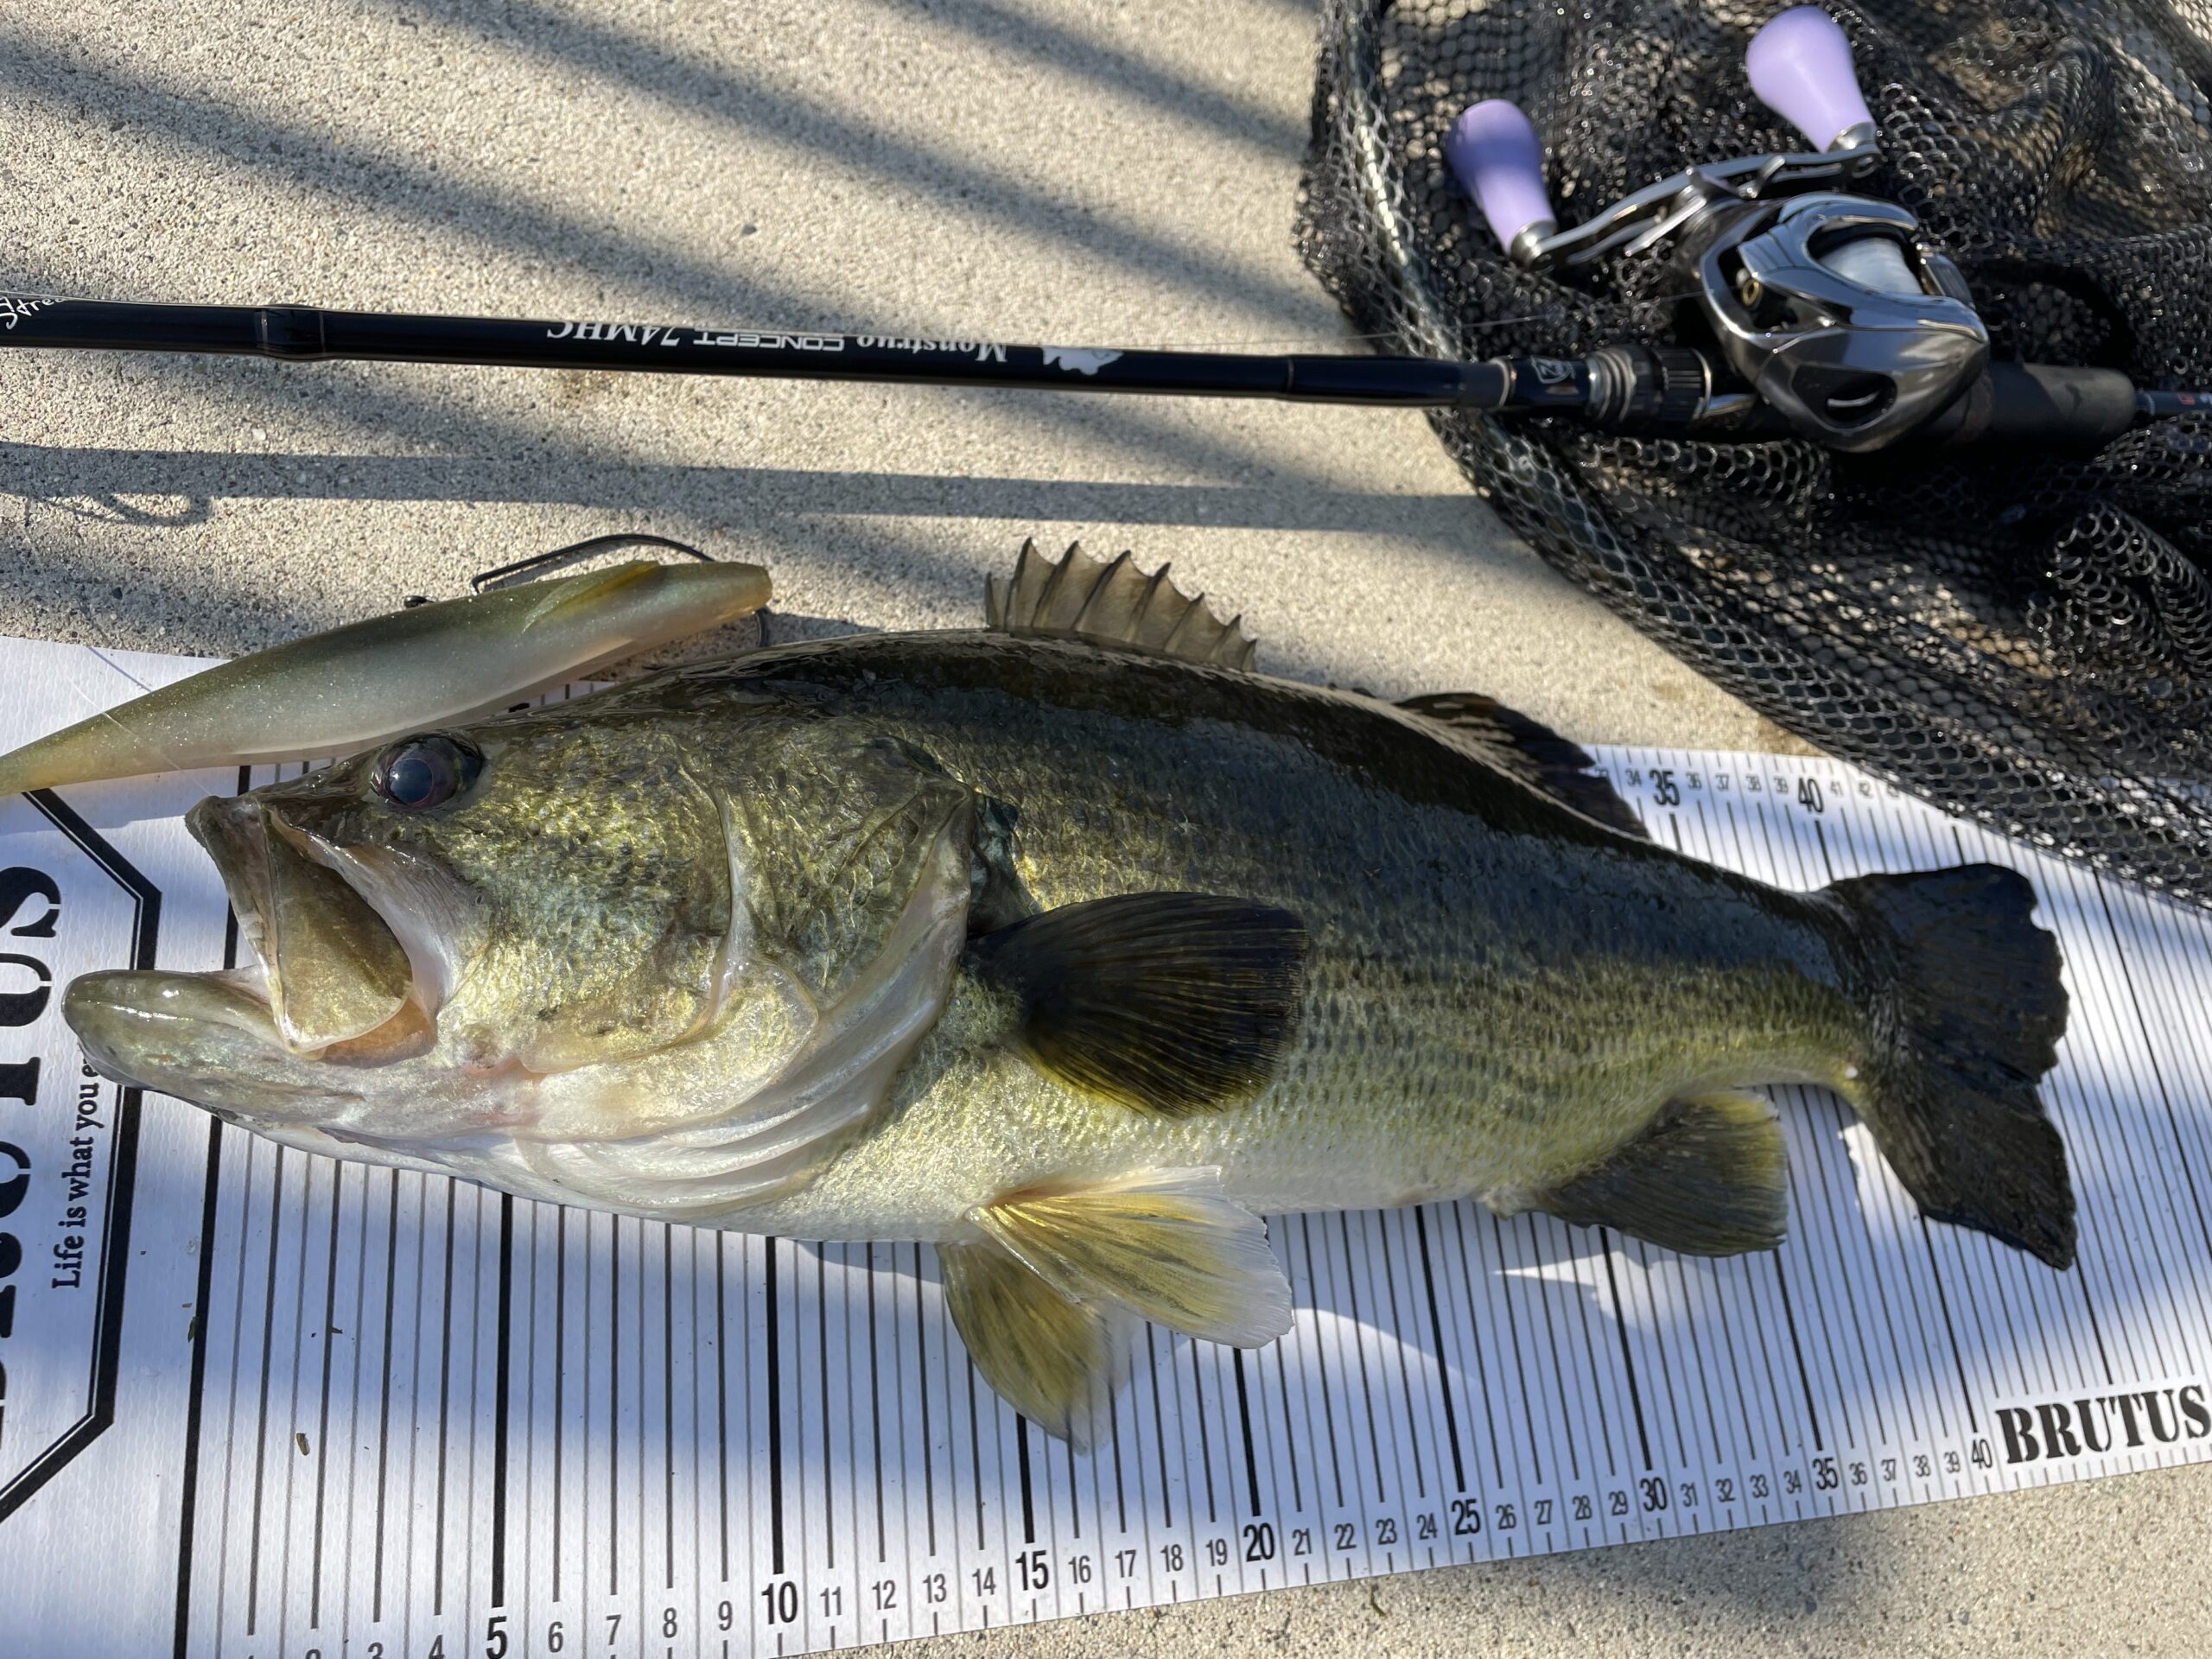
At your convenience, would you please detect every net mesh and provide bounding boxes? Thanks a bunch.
[1297,0,2212,904]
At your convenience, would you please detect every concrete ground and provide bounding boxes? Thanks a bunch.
[2,0,2204,1652]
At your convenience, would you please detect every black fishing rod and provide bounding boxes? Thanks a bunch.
[0,291,1556,412]
[3,11,2205,452]
[3,284,2188,451]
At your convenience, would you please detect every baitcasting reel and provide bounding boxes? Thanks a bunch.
[1446,7,1993,453]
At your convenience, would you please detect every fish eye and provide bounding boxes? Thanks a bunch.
[371,734,483,811]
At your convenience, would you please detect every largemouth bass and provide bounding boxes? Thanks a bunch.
[63,543,2073,1442]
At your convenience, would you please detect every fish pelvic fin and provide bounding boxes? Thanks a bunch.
[943,1168,1293,1446]
[984,540,1260,671]
[1395,692,1648,839]
[1529,1090,1788,1255]
[938,1239,1136,1450]
[966,893,1308,1116]
[1823,865,2075,1268]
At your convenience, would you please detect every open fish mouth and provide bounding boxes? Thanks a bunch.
[64,791,463,1111]
[182,793,415,1052]
[90,791,471,1076]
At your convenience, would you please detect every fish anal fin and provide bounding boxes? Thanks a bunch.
[1532,1091,1787,1255]
[1397,691,1648,839]
[972,1167,1294,1347]
[967,893,1308,1116]
[939,1238,1133,1449]
[986,540,1258,671]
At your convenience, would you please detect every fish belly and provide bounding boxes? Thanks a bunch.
[727,930,1857,1244]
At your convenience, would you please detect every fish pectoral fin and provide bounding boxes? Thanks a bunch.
[939,1239,1136,1449]
[967,893,1308,1116]
[970,1167,1294,1346]
[1395,691,1649,839]
[985,540,1259,670]
[1534,1090,1789,1255]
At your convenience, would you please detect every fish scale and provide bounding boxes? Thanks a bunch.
[677,632,1865,1235]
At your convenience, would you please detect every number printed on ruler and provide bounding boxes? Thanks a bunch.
[175,747,2212,1659]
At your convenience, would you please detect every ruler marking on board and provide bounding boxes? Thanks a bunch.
[2057,866,2172,1385]
[213,1139,251,1649]
[430,1184,455,1617]
[336,1166,369,1646]
[2094,874,2212,1268]
[2111,869,2212,1369]
[910,1246,938,1555]
[818,1245,837,1576]
[1597,1240,1653,1473]
[278,1160,307,1655]
[658,1227,672,1594]
[2079,858,2167,1389]
[1740,770,1866,1466]
[868,1250,887,1565]
[307,1169,345,1627]
[1822,799,1944,1439]
[1185,1344,1213,1529]
[1410,1207,1466,1493]
[1803,817,1900,1452]
[584,1214,600,1612]
[101,741,2212,1656]
[2120,868,2212,1370]
[1640,1236,1696,1471]
[1376,1211,1428,1506]
[1495,1221,1548,1495]
[243,1147,285,1637]
[1332,1214,1385,1505]
[1231,1351,1260,1517]
[1516,1213,1577,1483]
[765,1236,785,1577]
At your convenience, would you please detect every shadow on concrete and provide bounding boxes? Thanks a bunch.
[863,0,1307,160]
[0,22,816,329]
[0,0,1327,334]
[0,437,1476,542]
[373,0,1326,330]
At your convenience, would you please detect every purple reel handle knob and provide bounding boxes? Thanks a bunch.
[1444,100,1558,260]
[1746,7,1877,151]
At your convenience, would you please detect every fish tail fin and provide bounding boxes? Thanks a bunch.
[1823,864,2075,1268]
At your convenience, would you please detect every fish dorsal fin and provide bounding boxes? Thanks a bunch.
[941,1167,1294,1440]
[967,893,1308,1116]
[1529,1091,1788,1255]
[1397,691,1649,839]
[985,540,1259,671]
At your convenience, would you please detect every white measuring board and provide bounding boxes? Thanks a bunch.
[3,634,2211,1659]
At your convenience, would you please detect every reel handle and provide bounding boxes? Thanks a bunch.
[1444,101,1559,258]
[1746,7,1878,151]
